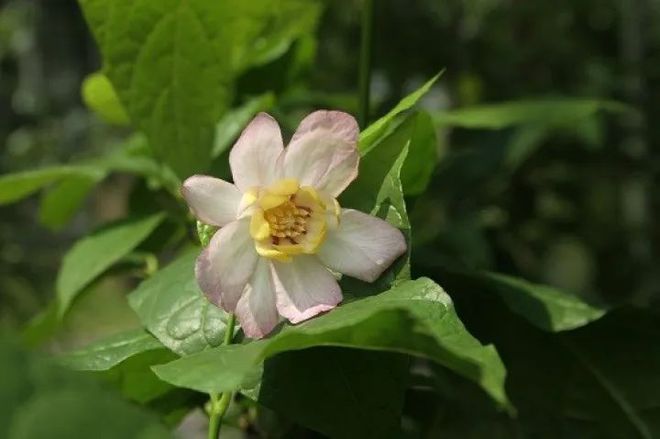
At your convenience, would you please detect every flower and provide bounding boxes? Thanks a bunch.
[182,111,407,339]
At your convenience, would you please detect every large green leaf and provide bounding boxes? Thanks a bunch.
[0,338,172,439]
[56,213,165,316]
[128,250,231,356]
[256,348,409,438]
[152,277,509,407]
[79,0,321,178]
[0,166,102,206]
[60,329,165,371]
[359,72,441,153]
[434,99,627,130]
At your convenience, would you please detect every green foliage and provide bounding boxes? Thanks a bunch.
[434,99,628,130]
[479,272,607,331]
[38,174,101,231]
[360,72,441,152]
[60,329,165,371]
[56,213,165,316]
[256,348,410,438]
[0,338,172,439]
[152,278,508,407]
[0,166,102,206]
[128,250,232,356]
[78,0,322,178]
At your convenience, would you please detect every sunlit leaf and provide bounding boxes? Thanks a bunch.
[153,277,510,407]
[81,72,130,125]
[79,0,322,178]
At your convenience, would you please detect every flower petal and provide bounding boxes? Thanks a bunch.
[181,175,242,226]
[235,258,280,339]
[271,255,342,324]
[317,209,407,282]
[282,111,359,197]
[195,219,258,312]
[229,113,284,191]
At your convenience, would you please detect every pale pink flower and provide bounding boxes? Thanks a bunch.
[182,111,406,339]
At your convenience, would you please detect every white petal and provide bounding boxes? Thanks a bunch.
[229,113,284,191]
[235,258,279,339]
[195,219,257,312]
[317,209,407,282]
[282,111,359,197]
[182,175,242,226]
[271,255,342,324]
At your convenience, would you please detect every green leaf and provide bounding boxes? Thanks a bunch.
[0,338,172,439]
[0,166,102,206]
[60,329,165,371]
[79,0,322,178]
[38,173,101,230]
[256,348,409,438]
[212,93,276,158]
[128,250,231,356]
[434,99,628,130]
[400,111,439,196]
[359,72,441,153]
[56,214,165,316]
[81,72,130,125]
[153,277,509,407]
[479,272,607,332]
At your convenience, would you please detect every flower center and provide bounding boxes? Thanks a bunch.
[247,179,339,262]
[264,197,311,243]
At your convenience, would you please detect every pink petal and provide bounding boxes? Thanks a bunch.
[195,219,257,312]
[317,209,407,282]
[271,255,342,324]
[229,113,284,191]
[282,111,359,197]
[235,258,279,339]
[182,175,242,227]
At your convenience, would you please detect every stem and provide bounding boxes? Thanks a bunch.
[207,313,237,439]
[358,0,374,127]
